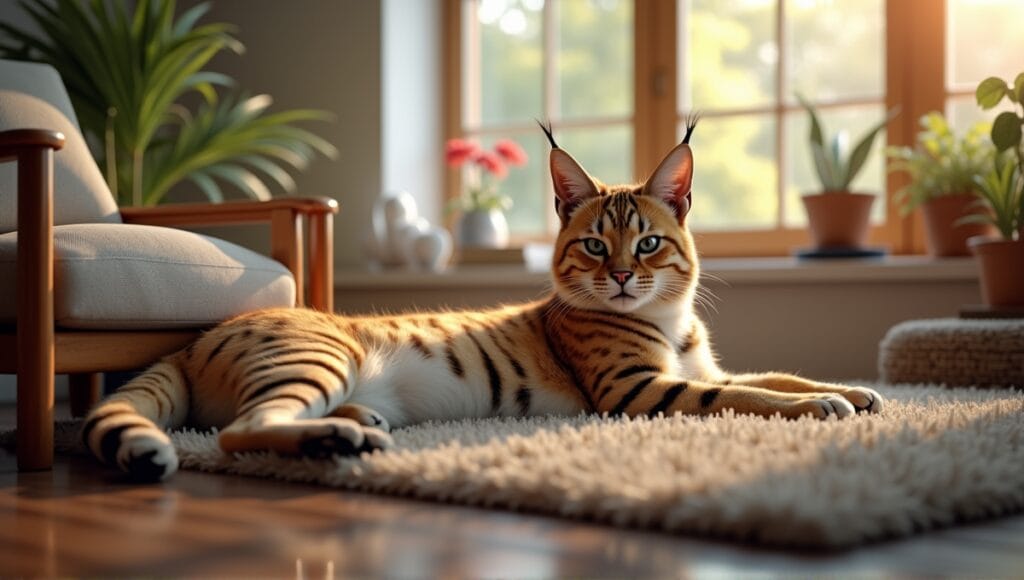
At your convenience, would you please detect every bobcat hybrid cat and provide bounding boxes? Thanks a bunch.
[84,120,883,481]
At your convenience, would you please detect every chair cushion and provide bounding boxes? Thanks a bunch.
[0,223,296,329]
[0,59,121,233]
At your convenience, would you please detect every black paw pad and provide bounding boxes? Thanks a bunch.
[126,450,169,483]
[298,431,361,459]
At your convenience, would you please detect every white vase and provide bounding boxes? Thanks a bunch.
[458,209,509,249]
[412,228,453,272]
[371,191,418,266]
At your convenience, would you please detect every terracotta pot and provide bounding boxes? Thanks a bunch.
[801,192,875,248]
[921,193,996,257]
[969,236,1024,307]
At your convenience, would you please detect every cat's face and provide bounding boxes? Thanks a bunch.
[549,134,698,315]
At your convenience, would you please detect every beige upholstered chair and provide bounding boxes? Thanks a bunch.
[0,59,337,471]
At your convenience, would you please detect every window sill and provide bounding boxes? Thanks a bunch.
[336,256,978,289]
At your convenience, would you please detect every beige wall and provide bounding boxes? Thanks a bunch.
[177,0,385,267]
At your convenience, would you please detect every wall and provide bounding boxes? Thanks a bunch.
[177,0,385,267]
[174,0,443,264]
[382,0,443,226]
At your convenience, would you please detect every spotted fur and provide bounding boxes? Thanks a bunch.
[83,121,883,481]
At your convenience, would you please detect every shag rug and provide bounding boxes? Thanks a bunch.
[25,384,1024,548]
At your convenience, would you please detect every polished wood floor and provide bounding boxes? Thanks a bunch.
[1,413,1023,577]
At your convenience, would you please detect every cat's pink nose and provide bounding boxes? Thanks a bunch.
[610,270,633,285]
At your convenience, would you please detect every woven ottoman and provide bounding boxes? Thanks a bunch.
[879,318,1024,387]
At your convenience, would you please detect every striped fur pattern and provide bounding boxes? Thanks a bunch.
[83,121,883,480]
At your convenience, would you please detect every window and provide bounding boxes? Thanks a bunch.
[445,0,1019,255]
[945,0,1024,131]
[455,0,634,237]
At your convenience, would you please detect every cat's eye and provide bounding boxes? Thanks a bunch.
[637,235,661,254]
[583,238,607,256]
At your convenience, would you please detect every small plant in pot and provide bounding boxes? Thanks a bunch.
[887,112,996,256]
[966,71,1024,309]
[965,71,1024,308]
[797,95,898,250]
[445,138,528,249]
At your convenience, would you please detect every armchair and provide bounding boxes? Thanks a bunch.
[0,59,338,471]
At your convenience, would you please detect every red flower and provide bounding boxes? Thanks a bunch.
[494,139,528,166]
[445,138,480,167]
[474,151,508,179]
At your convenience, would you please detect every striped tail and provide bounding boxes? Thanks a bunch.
[81,357,190,481]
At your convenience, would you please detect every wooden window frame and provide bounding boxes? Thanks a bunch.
[444,0,947,256]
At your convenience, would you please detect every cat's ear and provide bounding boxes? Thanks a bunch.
[643,142,693,223]
[539,120,599,223]
[550,148,599,223]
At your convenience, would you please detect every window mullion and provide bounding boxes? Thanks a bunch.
[774,0,786,231]
[542,1,559,235]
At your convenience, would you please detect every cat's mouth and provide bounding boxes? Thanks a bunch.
[610,291,636,301]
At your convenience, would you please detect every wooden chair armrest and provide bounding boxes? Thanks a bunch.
[0,129,65,161]
[121,197,338,312]
[119,196,338,227]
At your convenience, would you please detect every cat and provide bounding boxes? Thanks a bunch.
[83,118,883,481]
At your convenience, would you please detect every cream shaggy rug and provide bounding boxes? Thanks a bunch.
[26,385,1024,548]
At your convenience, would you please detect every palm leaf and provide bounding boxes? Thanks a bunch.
[0,0,333,207]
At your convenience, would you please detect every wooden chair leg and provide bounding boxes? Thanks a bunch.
[308,212,333,312]
[16,147,55,471]
[271,209,304,307]
[69,373,102,418]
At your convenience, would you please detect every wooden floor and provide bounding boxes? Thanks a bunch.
[1,418,1023,576]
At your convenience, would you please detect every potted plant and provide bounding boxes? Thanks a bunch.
[797,95,898,250]
[965,72,1024,307]
[0,0,335,207]
[445,137,528,249]
[960,71,1024,307]
[887,112,996,256]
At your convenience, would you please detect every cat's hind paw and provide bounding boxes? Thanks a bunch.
[116,429,179,482]
[296,419,393,459]
[329,403,391,432]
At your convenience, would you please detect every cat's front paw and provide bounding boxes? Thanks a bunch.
[788,394,855,420]
[840,386,884,414]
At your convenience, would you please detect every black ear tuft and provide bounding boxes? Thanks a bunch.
[681,112,700,145]
[537,118,559,149]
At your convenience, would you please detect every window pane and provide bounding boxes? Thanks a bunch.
[558,0,633,120]
[681,0,776,111]
[783,105,887,227]
[685,114,777,230]
[785,0,884,103]
[466,133,549,236]
[948,0,1024,89]
[559,124,634,186]
[468,0,544,127]
[946,95,1009,137]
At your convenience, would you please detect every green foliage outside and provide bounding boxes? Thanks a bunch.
[0,0,335,207]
